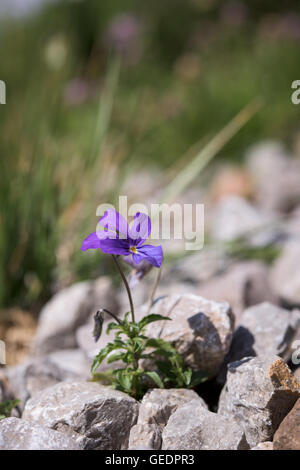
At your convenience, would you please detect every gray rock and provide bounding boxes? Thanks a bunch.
[76,318,125,373]
[294,367,300,381]
[167,248,229,285]
[273,398,300,450]
[22,381,139,450]
[197,262,277,324]
[226,303,300,363]
[210,196,275,244]
[46,349,91,379]
[270,242,300,308]
[129,388,207,450]
[144,294,234,377]
[128,424,161,450]
[251,441,273,450]
[246,141,300,213]
[6,355,84,411]
[137,388,207,428]
[162,400,249,450]
[0,370,16,403]
[0,417,80,450]
[218,355,300,447]
[283,205,300,240]
[33,277,118,355]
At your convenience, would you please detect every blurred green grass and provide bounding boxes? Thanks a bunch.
[0,0,300,310]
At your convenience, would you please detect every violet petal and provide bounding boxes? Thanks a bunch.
[99,237,131,255]
[81,232,102,251]
[132,244,163,268]
[129,212,151,244]
[99,208,129,239]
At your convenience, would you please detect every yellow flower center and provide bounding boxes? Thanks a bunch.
[130,246,137,254]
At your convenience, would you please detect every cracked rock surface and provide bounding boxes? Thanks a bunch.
[218,355,300,447]
[22,381,139,449]
[0,417,80,450]
[144,294,234,376]
[162,399,249,450]
[128,388,208,450]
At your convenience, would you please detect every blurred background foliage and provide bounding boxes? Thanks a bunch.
[0,0,300,311]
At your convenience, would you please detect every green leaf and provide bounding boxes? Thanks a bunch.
[116,370,133,393]
[91,342,125,373]
[155,360,176,378]
[123,312,131,327]
[106,351,126,364]
[145,338,176,354]
[90,370,114,385]
[0,399,20,419]
[106,322,123,335]
[131,337,145,354]
[138,314,171,330]
[183,368,192,386]
[189,370,209,388]
[144,371,164,388]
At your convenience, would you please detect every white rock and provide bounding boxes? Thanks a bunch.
[162,400,249,450]
[246,141,300,212]
[197,261,277,324]
[218,355,300,447]
[270,242,300,308]
[46,348,91,378]
[22,381,139,449]
[128,424,161,450]
[6,355,85,410]
[0,417,80,450]
[226,302,300,363]
[210,196,274,243]
[138,388,207,426]
[145,294,234,376]
[251,441,273,450]
[167,248,229,285]
[33,277,118,355]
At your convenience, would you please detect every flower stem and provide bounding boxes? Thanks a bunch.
[146,267,162,316]
[100,308,122,325]
[112,255,135,323]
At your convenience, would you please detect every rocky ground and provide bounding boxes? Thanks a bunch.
[1,141,300,450]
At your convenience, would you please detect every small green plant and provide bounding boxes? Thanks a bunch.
[82,209,208,399]
[0,399,20,420]
[91,310,207,399]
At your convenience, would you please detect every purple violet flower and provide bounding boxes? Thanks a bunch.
[81,209,163,268]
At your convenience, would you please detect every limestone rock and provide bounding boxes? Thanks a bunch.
[0,370,16,404]
[270,243,300,308]
[197,262,276,324]
[33,277,118,355]
[246,141,300,213]
[167,248,229,286]
[227,303,300,363]
[210,195,275,244]
[0,417,80,450]
[129,388,207,450]
[218,355,300,447]
[137,388,207,428]
[6,355,84,410]
[144,294,234,377]
[209,165,253,202]
[251,441,273,450]
[162,400,249,450]
[46,349,91,379]
[273,398,300,450]
[76,318,125,373]
[22,381,139,450]
[128,424,161,450]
